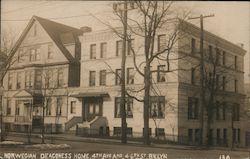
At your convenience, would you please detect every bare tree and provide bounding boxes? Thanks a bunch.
[122,1,190,145]
[197,43,240,147]
[39,67,67,144]
[0,28,20,141]
[0,27,19,84]
[92,1,191,145]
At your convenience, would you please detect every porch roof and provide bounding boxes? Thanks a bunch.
[13,90,42,98]
[70,92,109,98]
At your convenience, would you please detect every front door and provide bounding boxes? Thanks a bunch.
[83,97,103,121]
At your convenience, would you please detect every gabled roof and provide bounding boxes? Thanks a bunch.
[34,16,83,61]
[6,15,83,65]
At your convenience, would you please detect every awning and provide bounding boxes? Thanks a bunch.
[70,92,109,98]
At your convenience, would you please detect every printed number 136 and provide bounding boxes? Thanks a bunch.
[219,154,231,159]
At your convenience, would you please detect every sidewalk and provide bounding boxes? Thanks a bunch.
[7,132,249,152]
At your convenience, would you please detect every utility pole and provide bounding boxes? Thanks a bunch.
[188,14,214,146]
[113,0,135,144]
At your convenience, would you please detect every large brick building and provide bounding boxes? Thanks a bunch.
[75,21,246,147]
[1,16,247,148]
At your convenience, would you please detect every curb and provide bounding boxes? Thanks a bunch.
[6,132,249,152]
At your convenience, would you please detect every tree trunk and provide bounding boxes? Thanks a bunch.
[42,105,45,144]
[143,62,150,145]
[121,0,128,144]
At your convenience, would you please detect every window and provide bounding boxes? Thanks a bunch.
[17,49,24,63]
[115,97,133,118]
[90,44,96,59]
[56,97,63,116]
[68,101,76,114]
[127,127,133,137]
[100,42,107,58]
[127,68,135,84]
[155,128,165,137]
[99,70,106,86]
[46,98,52,116]
[35,70,42,89]
[8,72,14,90]
[195,129,201,144]
[115,69,121,85]
[95,104,100,114]
[29,48,40,61]
[89,71,96,86]
[188,97,199,120]
[188,129,193,142]
[45,70,53,88]
[16,72,22,89]
[216,129,221,145]
[234,79,238,93]
[234,56,237,70]
[113,127,133,137]
[232,103,240,121]
[233,128,240,144]
[113,127,121,136]
[143,128,152,136]
[116,40,123,56]
[150,96,165,118]
[7,100,11,115]
[209,129,213,145]
[158,35,166,52]
[15,101,21,115]
[89,104,94,114]
[216,48,220,65]
[128,39,134,55]
[86,103,100,115]
[222,51,226,66]
[223,128,227,145]
[48,44,53,59]
[58,69,64,87]
[35,48,40,61]
[157,65,166,83]
[191,38,196,54]
[222,76,226,91]
[232,129,236,143]
[216,101,221,120]
[191,67,195,85]
[25,71,34,89]
[30,49,35,61]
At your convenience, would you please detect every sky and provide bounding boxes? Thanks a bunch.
[1,1,250,83]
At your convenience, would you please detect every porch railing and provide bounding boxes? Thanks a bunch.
[65,116,83,131]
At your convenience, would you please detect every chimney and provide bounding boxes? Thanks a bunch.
[236,43,244,49]
[80,26,92,33]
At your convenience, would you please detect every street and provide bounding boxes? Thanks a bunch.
[0,135,249,159]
